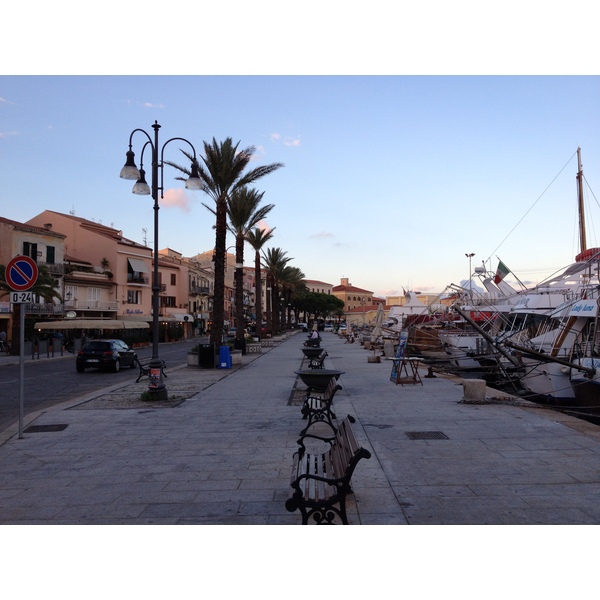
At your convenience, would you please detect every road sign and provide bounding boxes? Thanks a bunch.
[10,291,34,303]
[5,255,38,291]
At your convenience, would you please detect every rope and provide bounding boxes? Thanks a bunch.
[486,150,578,262]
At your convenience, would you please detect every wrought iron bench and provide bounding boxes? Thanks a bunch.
[308,350,328,369]
[285,415,371,524]
[300,376,342,436]
[136,358,168,383]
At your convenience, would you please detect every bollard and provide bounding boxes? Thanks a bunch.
[463,379,487,401]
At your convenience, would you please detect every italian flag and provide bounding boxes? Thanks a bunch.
[494,260,510,284]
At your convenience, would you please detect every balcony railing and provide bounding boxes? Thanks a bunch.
[38,261,65,276]
[190,285,211,295]
[25,303,65,315]
[64,300,119,311]
[127,274,149,284]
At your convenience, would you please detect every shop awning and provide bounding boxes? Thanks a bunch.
[168,313,195,322]
[128,258,150,273]
[34,319,149,330]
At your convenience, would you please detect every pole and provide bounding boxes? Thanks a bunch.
[18,307,25,439]
[148,121,168,400]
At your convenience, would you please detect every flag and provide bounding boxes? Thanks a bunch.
[494,260,510,284]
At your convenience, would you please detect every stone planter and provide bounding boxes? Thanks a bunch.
[246,342,262,354]
[231,349,242,366]
[261,339,273,348]
[187,352,198,367]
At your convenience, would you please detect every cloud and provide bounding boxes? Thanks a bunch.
[270,132,301,147]
[122,99,165,109]
[256,219,272,233]
[161,188,191,212]
[309,231,334,239]
[0,131,18,138]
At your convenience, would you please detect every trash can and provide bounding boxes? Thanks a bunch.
[234,338,247,355]
[198,342,216,368]
[219,345,232,369]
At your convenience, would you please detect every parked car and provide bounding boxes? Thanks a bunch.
[323,324,333,332]
[227,327,248,338]
[76,339,138,373]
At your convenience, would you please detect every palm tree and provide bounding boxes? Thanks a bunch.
[0,263,62,355]
[278,266,306,329]
[261,247,292,334]
[169,139,283,348]
[246,226,275,341]
[225,187,274,349]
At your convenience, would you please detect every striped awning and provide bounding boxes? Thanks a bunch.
[128,258,150,273]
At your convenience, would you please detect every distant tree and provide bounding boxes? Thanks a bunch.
[246,226,275,340]
[225,187,274,347]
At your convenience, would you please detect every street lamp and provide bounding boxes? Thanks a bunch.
[465,253,475,298]
[120,121,203,400]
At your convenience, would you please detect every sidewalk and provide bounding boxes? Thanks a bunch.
[2,330,600,524]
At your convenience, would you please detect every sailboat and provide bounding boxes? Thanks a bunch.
[499,148,600,405]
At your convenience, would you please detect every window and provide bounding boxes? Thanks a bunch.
[46,246,55,264]
[23,241,38,260]
[65,285,77,303]
[160,296,176,308]
[127,290,141,304]
[170,273,176,286]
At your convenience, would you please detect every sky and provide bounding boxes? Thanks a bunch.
[3,75,598,300]
[3,1,599,593]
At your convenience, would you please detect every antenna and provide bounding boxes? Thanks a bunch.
[142,228,148,246]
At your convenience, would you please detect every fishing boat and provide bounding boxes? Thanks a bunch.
[497,148,600,405]
[439,149,600,403]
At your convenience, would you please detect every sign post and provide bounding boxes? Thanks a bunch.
[5,256,38,439]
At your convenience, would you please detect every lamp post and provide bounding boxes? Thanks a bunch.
[465,253,475,298]
[120,121,203,400]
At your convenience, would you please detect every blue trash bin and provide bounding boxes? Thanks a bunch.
[219,345,232,369]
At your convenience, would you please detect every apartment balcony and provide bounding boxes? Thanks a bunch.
[64,300,119,312]
[127,274,149,285]
[38,261,65,276]
[26,303,65,315]
[190,285,211,295]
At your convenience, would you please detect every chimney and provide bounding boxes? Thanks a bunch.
[44,223,52,230]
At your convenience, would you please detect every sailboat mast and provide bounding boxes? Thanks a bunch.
[577,147,586,253]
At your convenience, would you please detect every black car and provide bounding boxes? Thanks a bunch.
[76,339,138,373]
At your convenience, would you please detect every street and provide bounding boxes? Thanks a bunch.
[0,339,197,433]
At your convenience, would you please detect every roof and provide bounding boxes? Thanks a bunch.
[34,210,147,249]
[0,216,66,239]
[332,284,373,294]
[304,279,333,287]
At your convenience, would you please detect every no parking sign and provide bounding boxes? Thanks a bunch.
[5,255,38,291]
